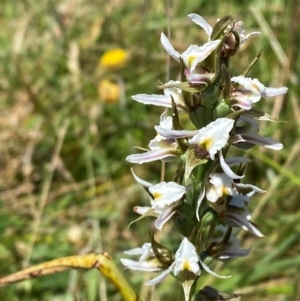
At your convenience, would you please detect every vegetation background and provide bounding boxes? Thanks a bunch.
[0,0,299,300]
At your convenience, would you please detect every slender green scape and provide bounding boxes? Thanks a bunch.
[122,13,288,301]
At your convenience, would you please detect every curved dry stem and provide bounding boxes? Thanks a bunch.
[0,253,141,301]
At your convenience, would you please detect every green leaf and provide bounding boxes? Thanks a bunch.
[185,146,208,183]
[210,15,233,41]
[157,81,203,93]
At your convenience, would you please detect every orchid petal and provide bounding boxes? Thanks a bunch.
[126,148,180,164]
[134,206,152,215]
[129,207,157,228]
[188,14,213,37]
[149,138,177,150]
[154,126,198,139]
[145,264,175,286]
[186,72,214,86]
[240,32,262,44]
[219,151,244,179]
[196,187,206,221]
[160,32,180,62]
[229,96,255,110]
[155,207,177,231]
[232,133,283,150]
[121,259,162,272]
[132,82,187,112]
[224,212,264,237]
[131,168,152,187]
[149,181,186,208]
[123,243,154,259]
[199,257,231,279]
[235,182,266,194]
[261,87,288,97]
[132,94,173,108]
[189,118,234,160]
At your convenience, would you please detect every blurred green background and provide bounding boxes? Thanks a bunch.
[0,0,299,300]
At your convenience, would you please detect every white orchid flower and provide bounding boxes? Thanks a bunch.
[121,243,165,272]
[155,118,234,160]
[131,169,186,230]
[160,32,220,73]
[223,194,264,237]
[188,118,234,160]
[230,76,288,110]
[188,14,261,45]
[231,116,283,150]
[145,237,201,285]
[148,114,175,150]
[206,172,265,204]
[122,238,202,288]
[132,80,188,112]
[231,21,261,45]
[208,225,251,261]
[126,113,180,164]
[206,173,239,203]
[123,243,155,261]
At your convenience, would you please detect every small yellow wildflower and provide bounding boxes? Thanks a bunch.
[99,49,129,70]
[97,79,120,103]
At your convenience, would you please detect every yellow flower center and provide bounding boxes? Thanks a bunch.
[187,55,197,68]
[222,186,230,196]
[153,191,162,201]
[201,137,213,150]
[182,260,191,271]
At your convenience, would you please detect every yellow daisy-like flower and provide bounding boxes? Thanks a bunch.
[99,48,129,70]
[97,79,120,103]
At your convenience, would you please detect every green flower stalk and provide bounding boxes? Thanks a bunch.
[122,13,288,301]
